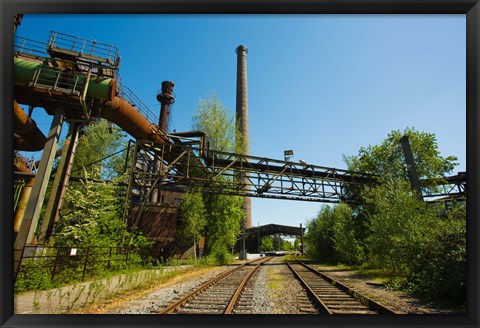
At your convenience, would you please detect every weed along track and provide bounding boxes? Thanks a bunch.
[286,260,397,314]
[156,257,272,314]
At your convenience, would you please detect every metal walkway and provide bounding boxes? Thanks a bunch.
[125,139,466,207]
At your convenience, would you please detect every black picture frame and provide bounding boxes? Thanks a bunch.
[1,1,478,327]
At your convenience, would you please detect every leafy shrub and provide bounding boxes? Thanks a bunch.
[305,205,336,262]
[405,207,466,304]
[15,259,54,293]
[365,180,466,305]
[332,204,365,265]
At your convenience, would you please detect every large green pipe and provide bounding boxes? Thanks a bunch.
[14,57,116,101]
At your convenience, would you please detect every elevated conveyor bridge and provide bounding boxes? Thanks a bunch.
[125,139,466,210]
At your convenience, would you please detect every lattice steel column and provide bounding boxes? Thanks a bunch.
[14,107,65,279]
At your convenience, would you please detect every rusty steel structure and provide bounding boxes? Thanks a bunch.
[12,31,171,279]
[125,139,466,212]
[12,25,467,283]
[125,140,377,206]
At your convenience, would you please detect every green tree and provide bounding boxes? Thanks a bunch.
[305,205,336,262]
[293,238,301,251]
[363,179,437,273]
[54,174,125,247]
[272,234,284,251]
[364,179,466,304]
[71,119,127,180]
[193,92,236,153]
[179,191,207,260]
[343,128,465,305]
[332,203,365,265]
[204,193,244,260]
[261,236,273,252]
[190,93,245,262]
[53,118,149,254]
[344,127,458,191]
[282,239,294,251]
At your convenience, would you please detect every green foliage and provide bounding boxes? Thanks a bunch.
[15,259,56,293]
[293,238,301,251]
[54,175,126,247]
[191,93,246,258]
[364,179,437,274]
[364,179,466,305]
[344,127,458,185]
[306,128,465,306]
[204,194,244,256]
[193,92,236,153]
[261,236,273,252]
[332,203,365,265]
[395,204,466,304]
[305,205,336,262]
[71,119,127,180]
[206,247,235,265]
[271,234,284,251]
[282,239,294,251]
[178,191,207,246]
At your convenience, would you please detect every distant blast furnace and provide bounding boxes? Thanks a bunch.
[235,45,252,229]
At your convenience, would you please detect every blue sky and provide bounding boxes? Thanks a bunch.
[16,14,466,229]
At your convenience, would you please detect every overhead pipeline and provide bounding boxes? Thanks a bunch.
[13,100,47,151]
[13,54,169,150]
[93,97,169,144]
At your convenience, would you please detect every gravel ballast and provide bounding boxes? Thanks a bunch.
[65,256,458,314]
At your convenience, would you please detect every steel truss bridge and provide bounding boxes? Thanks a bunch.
[124,138,466,208]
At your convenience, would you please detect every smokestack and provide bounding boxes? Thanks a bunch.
[235,45,252,229]
[156,81,175,132]
[151,81,175,203]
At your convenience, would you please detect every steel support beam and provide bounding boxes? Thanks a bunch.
[38,122,80,243]
[14,107,64,279]
[300,223,304,255]
[399,135,423,201]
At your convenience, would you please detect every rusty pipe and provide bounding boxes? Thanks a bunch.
[170,130,209,156]
[94,97,169,144]
[13,157,35,236]
[13,100,48,151]
[15,85,169,146]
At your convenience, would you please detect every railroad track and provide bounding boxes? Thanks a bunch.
[157,256,272,314]
[286,259,397,314]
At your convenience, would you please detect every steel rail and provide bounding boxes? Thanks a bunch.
[157,257,270,314]
[292,259,397,314]
[286,260,332,314]
[224,257,271,314]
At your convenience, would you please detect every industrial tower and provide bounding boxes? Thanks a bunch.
[235,45,252,229]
